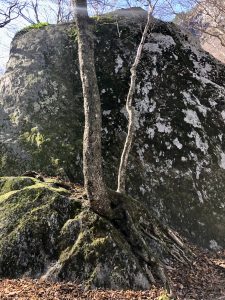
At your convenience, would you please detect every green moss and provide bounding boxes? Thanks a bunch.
[51,158,60,166]
[0,176,71,200]
[68,28,78,42]
[14,22,49,39]
[26,182,70,194]
[0,177,37,195]
[0,176,81,278]
[0,178,184,289]
[20,127,49,148]
[55,206,152,289]
[92,15,115,24]
[25,22,49,30]
[0,190,19,203]
[9,112,20,125]
[90,237,107,247]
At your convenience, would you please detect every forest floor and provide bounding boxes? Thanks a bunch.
[0,245,224,300]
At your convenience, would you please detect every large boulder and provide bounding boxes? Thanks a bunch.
[0,10,225,248]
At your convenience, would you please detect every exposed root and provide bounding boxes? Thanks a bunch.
[107,189,193,290]
[156,263,171,292]
[144,264,156,284]
[167,228,184,248]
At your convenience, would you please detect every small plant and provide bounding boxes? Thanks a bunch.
[92,14,115,24]
[68,27,78,42]
[15,22,49,38]
[25,22,49,30]
[157,291,171,300]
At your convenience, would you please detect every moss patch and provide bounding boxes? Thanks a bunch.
[0,177,81,278]
[25,22,49,30]
[14,22,49,39]
[0,177,36,195]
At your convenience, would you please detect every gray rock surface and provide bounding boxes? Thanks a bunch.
[0,14,225,248]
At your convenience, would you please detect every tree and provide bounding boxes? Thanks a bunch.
[0,0,24,28]
[73,0,158,210]
[53,0,73,23]
[18,0,74,24]
[88,0,116,15]
[173,0,225,47]
[73,0,111,216]
[72,4,192,289]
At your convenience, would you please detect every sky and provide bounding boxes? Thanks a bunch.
[0,0,64,73]
[0,0,191,74]
[0,21,27,73]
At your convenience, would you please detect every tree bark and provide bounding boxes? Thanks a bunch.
[117,5,153,193]
[73,0,111,216]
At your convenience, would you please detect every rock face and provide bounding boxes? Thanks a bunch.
[1,12,225,248]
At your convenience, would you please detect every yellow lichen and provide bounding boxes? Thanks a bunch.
[20,127,48,148]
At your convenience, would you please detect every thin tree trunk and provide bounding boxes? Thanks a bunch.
[32,0,40,23]
[117,5,153,193]
[73,0,111,216]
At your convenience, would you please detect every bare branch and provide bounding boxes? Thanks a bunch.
[117,4,155,193]
[0,0,25,28]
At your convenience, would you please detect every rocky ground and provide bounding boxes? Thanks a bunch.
[0,246,224,300]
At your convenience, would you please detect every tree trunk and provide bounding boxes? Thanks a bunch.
[73,0,111,216]
[117,5,153,193]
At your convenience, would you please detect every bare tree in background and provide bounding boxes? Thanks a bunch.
[18,0,74,24]
[54,0,73,23]
[173,0,225,47]
[195,0,225,46]
[0,0,25,28]
[88,0,116,15]
[18,0,41,24]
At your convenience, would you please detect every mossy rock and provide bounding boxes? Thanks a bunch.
[0,176,152,287]
[0,176,81,278]
[54,209,152,289]
[0,177,189,289]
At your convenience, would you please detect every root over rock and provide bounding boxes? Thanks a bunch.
[0,177,192,290]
